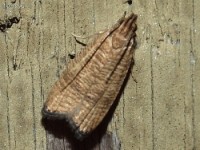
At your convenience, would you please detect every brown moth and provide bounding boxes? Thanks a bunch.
[42,13,137,140]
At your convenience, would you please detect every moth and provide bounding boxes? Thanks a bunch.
[42,13,137,140]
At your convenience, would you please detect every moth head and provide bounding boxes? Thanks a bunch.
[112,13,137,49]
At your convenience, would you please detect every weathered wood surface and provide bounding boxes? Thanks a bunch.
[0,0,199,150]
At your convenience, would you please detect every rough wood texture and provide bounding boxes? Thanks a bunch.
[0,0,200,150]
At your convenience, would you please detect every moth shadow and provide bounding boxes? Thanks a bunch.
[42,112,117,149]
[41,59,135,150]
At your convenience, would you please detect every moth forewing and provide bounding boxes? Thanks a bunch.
[42,13,137,140]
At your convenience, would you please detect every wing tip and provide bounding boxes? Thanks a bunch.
[42,106,89,140]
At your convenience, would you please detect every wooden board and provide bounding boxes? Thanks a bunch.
[0,0,199,149]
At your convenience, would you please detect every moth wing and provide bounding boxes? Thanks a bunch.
[74,43,134,138]
[42,19,125,130]
[42,13,136,140]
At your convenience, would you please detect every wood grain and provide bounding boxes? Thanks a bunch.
[0,0,200,150]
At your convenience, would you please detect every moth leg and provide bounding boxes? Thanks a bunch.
[71,33,91,39]
[69,32,102,59]
[71,33,90,48]
[71,32,104,45]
